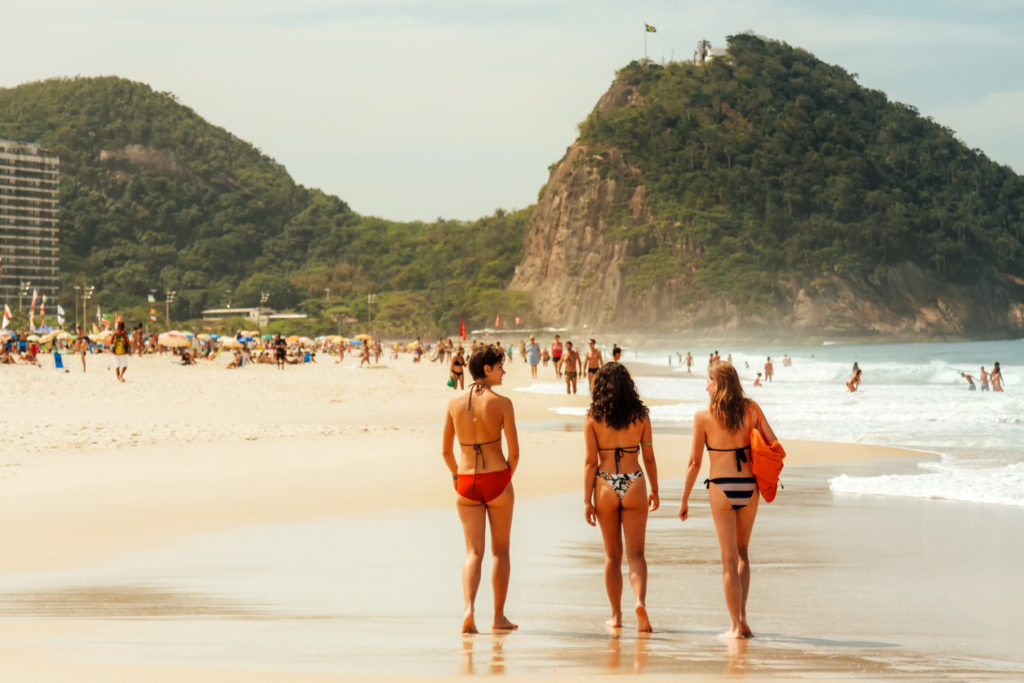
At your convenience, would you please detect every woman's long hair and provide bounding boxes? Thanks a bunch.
[709,361,750,432]
[588,362,648,430]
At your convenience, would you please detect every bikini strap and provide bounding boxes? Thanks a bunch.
[598,444,640,474]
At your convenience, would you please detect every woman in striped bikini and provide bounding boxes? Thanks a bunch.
[678,361,778,639]
[584,362,660,632]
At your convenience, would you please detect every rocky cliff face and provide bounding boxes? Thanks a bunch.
[509,150,1024,339]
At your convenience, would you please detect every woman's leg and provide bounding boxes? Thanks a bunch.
[485,484,518,630]
[734,492,759,636]
[620,478,651,631]
[708,485,752,638]
[456,496,488,633]
[594,481,624,627]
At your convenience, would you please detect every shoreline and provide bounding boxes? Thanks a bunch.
[0,353,977,681]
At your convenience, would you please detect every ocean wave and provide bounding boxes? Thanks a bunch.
[829,461,1024,507]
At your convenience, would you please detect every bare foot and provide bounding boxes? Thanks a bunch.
[718,626,751,639]
[605,612,622,629]
[462,610,478,634]
[492,616,518,631]
[635,605,652,633]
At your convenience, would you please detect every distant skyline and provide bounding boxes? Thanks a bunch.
[3,1,1023,221]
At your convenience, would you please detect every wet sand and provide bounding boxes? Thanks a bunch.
[1,353,1020,680]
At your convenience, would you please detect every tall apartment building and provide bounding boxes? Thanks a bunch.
[0,139,60,309]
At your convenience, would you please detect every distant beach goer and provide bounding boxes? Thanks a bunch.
[763,357,773,383]
[360,341,371,368]
[541,347,550,367]
[991,362,1003,392]
[753,372,762,387]
[612,344,622,362]
[112,321,131,383]
[960,372,976,390]
[584,363,659,632]
[563,341,582,395]
[76,327,89,373]
[441,344,519,634]
[679,361,779,638]
[274,334,287,369]
[980,366,990,391]
[527,335,541,379]
[846,368,862,392]
[585,340,604,391]
[551,334,563,379]
[450,348,466,390]
[686,352,693,374]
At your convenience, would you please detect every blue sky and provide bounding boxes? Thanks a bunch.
[3,1,1022,221]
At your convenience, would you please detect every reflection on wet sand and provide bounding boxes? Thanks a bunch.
[460,634,506,675]
[606,630,650,674]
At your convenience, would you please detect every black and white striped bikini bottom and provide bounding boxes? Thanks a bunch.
[705,476,757,510]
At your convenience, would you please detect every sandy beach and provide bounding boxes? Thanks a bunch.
[1,352,1021,680]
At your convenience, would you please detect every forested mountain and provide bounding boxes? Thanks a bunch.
[510,33,1024,337]
[0,77,529,335]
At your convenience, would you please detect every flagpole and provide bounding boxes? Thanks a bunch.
[643,23,647,60]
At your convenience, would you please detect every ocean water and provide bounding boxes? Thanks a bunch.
[519,339,1024,508]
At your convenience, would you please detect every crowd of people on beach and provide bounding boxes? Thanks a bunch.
[442,343,779,638]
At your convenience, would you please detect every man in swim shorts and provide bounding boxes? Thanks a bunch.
[585,339,603,392]
[562,341,581,395]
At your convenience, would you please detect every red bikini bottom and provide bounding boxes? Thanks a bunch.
[455,468,512,503]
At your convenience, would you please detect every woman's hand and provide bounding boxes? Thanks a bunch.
[648,491,660,512]
[677,500,689,521]
[584,501,597,526]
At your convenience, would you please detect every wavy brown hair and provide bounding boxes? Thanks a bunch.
[588,362,648,430]
[708,361,750,432]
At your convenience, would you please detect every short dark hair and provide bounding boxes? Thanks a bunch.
[468,344,504,379]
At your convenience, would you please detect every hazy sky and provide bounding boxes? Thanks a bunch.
[4,1,1022,221]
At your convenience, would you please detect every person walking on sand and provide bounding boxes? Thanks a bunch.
[450,347,466,390]
[679,361,779,639]
[990,362,1004,392]
[526,335,541,380]
[76,326,89,373]
[562,341,582,395]
[442,345,519,634]
[111,321,131,382]
[584,363,659,632]
[585,339,604,392]
[551,334,564,378]
[273,334,287,369]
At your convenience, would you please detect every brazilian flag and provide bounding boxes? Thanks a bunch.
[645,24,657,33]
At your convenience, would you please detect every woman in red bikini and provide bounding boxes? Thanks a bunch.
[678,361,778,639]
[583,362,659,632]
[442,344,519,634]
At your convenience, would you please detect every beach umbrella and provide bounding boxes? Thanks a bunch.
[0,330,12,340]
[158,331,190,348]
[353,333,372,341]
[26,334,41,342]
[39,331,60,344]
[238,336,255,343]
[286,335,300,343]
[196,333,212,341]
[262,334,273,340]
[92,330,112,341]
[299,336,313,345]
[210,334,221,340]
[57,331,75,341]
[220,338,243,349]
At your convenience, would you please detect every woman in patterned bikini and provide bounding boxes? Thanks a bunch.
[583,362,659,632]
[678,361,778,639]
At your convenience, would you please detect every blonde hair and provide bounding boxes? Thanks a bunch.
[708,361,749,432]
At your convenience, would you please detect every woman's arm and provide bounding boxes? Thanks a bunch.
[502,397,520,475]
[442,404,458,479]
[679,411,705,521]
[752,401,779,443]
[583,415,599,526]
[640,415,659,511]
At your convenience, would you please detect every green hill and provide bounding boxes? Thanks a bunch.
[510,33,1024,337]
[586,34,1023,304]
[0,77,530,336]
